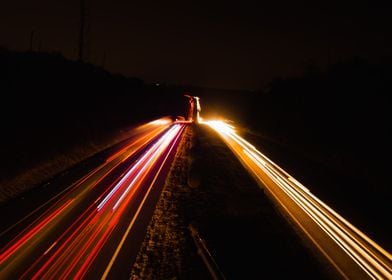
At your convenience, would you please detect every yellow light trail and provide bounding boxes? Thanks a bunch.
[203,119,391,280]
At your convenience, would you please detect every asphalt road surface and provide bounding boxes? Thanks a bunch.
[204,120,391,280]
[0,118,186,279]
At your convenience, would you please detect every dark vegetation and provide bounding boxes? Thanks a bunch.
[0,47,187,202]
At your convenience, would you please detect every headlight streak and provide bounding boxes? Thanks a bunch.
[270,174,388,279]
[247,145,391,270]
[0,120,184,279]
[204,120,391,280]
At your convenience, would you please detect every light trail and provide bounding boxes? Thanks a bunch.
[0,118,185,279]
[101,120,185,279]
[112,125,182,211]
[203,119,391,280]
[0,199,73,264]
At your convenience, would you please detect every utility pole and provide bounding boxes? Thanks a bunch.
[78,0,86,62]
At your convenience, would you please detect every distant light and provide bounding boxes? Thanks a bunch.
[203,120,235,135]
[149,117,172,126]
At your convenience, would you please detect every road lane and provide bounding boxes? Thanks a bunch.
[203,120,391,280]
[0,118,186,279]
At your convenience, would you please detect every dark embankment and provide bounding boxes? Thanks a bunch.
[0,48,187,202]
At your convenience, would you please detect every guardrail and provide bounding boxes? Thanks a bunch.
[188,224,226,280]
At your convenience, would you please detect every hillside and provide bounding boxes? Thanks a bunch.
[0,48,188,202]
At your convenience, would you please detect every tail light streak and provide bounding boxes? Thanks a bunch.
[0,199,73,265]
[112,125,182,211]
[0,120,185,279]
[29,124,184,278]
[101,123,185,279]
[97,125,181,212]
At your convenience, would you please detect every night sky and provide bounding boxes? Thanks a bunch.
[1,0,391,90]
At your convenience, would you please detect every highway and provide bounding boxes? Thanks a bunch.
[203,120,391,280]
[0,117,186,279]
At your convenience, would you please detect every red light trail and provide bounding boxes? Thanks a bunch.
[0,118,185,279]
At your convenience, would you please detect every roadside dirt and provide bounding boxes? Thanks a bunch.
[130,124,336,279]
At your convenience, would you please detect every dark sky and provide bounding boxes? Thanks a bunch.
[1,0,391,90]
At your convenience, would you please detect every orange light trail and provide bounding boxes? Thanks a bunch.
[203,119,391,280]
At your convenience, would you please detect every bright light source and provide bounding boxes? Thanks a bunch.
[203,120,235,135]
[149,117,172,126]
